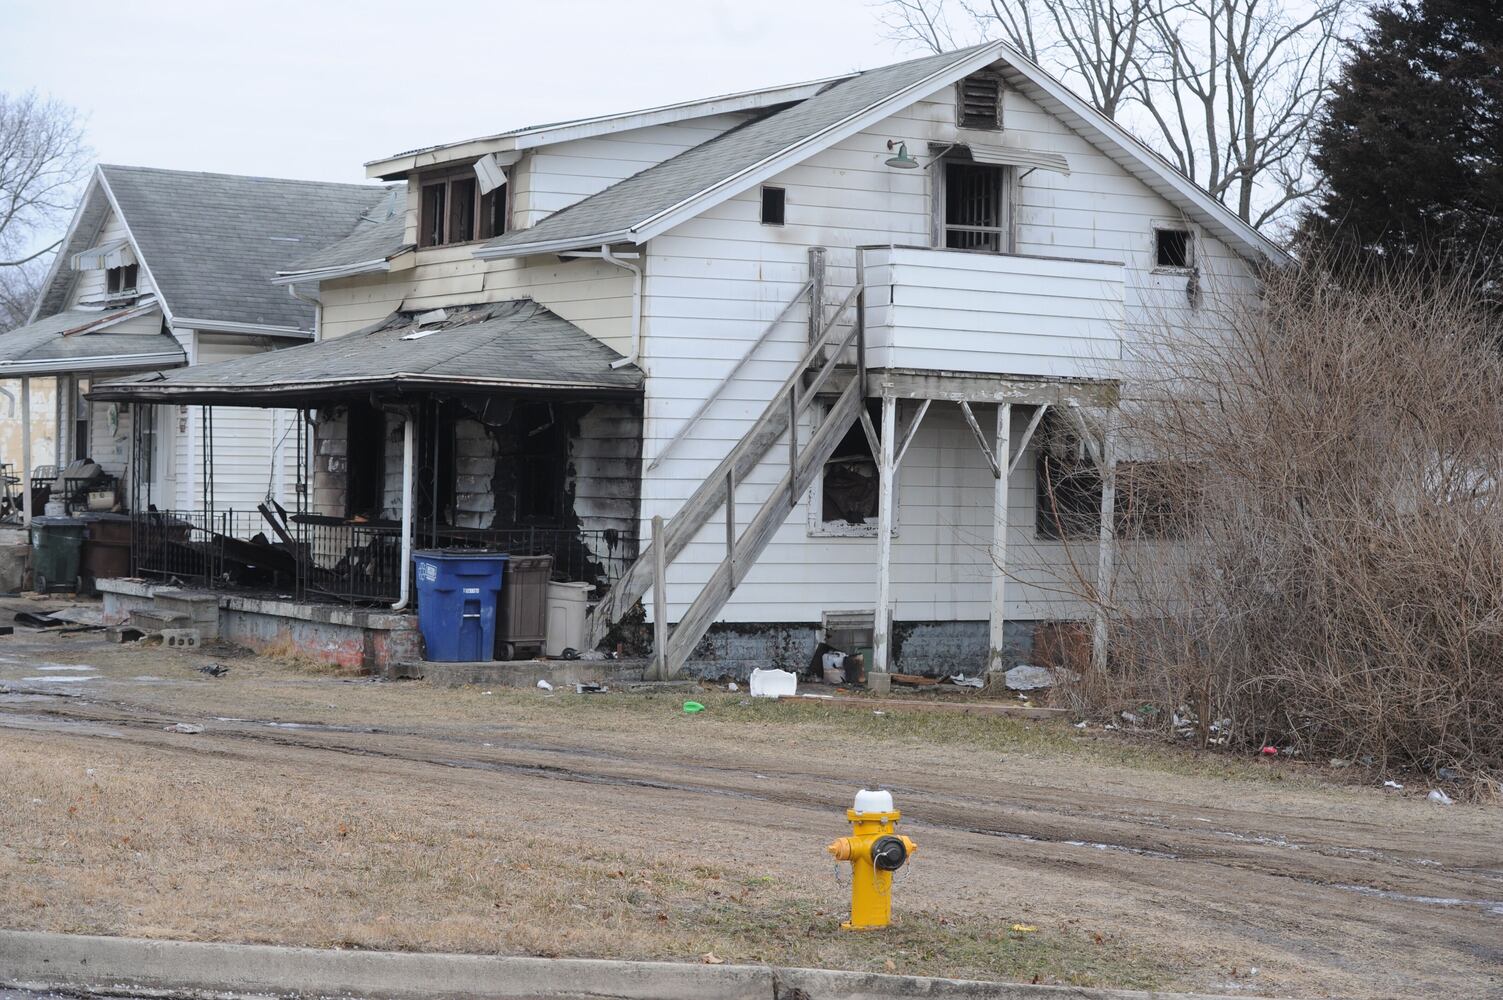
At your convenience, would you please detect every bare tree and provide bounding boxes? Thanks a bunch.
[0,90,89,272]
[0,261,44,332]
[873,0,1358,230]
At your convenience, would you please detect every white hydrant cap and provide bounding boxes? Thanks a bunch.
[852,788,894,814]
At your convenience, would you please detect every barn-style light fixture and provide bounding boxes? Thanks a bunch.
[884,140,919,169]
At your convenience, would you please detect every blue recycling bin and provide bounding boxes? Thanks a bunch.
[414,550,509,662]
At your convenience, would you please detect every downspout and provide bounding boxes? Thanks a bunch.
[391,413,415,611]
[288,283,321,340]
[600,246,643,370]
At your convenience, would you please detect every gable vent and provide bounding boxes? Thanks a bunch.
[957,72,1003,130]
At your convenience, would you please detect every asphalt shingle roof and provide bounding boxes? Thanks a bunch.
[0,308,184,369]
[280,184,409,275]
[99,165,396,331]
[480,45,990,256]
[91,300,642,404]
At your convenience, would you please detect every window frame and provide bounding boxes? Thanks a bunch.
[105,263,138,295]
[760,185,786,226]
[932,157,1014,254]
[418,165,509,249]
[1152,222,1196,274]
[806,400,895,538]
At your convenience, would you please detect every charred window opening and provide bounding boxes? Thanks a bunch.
[511,402,567,525]
[346,400,387,518]
[957,71,1003,130]
[943,161,1008,252]
[819,400,881,529]
[1036,412,1191,539]
[106,263,138,294]
[419,168,507,247]
[1154,226,1192,270]
[761,186,786,226]
[417,399,457,525]
[1037,451,1103,540]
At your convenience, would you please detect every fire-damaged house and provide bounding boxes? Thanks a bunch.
[92,40,1284,679]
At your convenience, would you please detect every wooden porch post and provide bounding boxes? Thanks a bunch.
[1092,409,1117,673]
[20,377,32,526]
[650,514,669,681]
[988,403,1012,674]
[870,393,898,692]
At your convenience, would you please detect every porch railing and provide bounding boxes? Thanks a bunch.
[130,509,638,605]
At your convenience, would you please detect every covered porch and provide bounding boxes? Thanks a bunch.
[91,300,645,666]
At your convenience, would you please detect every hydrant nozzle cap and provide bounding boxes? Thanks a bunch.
[852,788,894,814]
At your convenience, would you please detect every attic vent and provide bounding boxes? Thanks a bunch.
[957,72,1003,130]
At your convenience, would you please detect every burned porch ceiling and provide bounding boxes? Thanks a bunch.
[90,300,643,405]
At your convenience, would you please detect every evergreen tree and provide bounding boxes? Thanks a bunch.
[1301,0,1503,277]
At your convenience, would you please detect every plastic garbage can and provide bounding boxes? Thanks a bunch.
[546,581,593,656]
[30,516,86,593]
[496,554,553,659]
[414,550,508,662]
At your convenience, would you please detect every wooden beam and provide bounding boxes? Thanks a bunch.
[959,400,1002,479]
[870,395,898,688]
[1092,409,1117,673]
[651,515,668,680]
[989,403,1011,673]
[857,404,881,457]
[894,399,930,469]
[1008,403,1048,476]
[871,369,1120,408]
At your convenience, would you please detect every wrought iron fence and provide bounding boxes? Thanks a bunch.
[130,509,638,606]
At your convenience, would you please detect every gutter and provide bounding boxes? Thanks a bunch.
[0,351,187,378]
[271,256,399,286]
[88,372,644,404]
[176,317,311,338]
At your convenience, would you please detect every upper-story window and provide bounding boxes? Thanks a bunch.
[105,263,138,295]
[419,167,507,248]
[941,160,1010,252]
[956,71,1003,130]
[1154,225,1195,271]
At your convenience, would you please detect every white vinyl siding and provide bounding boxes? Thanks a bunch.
[66,210,154,307]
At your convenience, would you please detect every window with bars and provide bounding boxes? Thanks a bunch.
[957,72,1003,130]
[943,161,1009,252]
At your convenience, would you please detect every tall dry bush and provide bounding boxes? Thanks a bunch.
[1074,263,1503,777]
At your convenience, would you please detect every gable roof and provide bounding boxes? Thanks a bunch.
[475,41,1284,266]
[96,165,397,333]
[476,45,1001,260]
[272,184,411,284]
[92,300,641,406]
[363,75,847,179]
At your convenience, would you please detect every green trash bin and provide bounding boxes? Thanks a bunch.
[30,516,85,593]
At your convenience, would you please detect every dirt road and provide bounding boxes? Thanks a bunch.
[1,623,1499,998]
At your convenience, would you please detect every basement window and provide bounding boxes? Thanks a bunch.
[105,263,138,295]
[419,168,508,247]
[956,71,1003,130]
[811,400,883,537]
[1154,226,1193,271]
[761,186,786,226]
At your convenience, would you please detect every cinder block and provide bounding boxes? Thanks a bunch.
[160,628,201,649]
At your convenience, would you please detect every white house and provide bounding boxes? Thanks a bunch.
[0,165,396,528]
[96,42,1283,678]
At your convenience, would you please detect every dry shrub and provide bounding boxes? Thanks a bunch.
[1078,262,1503,777]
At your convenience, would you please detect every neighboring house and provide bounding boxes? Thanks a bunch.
[0,165,396,520]
[97,42,1284,678]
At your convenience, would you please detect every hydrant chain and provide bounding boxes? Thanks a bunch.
[826,789,917,931]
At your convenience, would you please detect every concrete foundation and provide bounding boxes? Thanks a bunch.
[96,579,421,674]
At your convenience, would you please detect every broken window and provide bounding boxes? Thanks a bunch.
[943,161,1009,252]
[761,186,786,226]
[511,402,567,524]
[345,400,387,519]
[419,168,507,247]
[1036,411,1192,539]
[1154,226,1193,270]
[105,263,138,294]
[956,71,1003,130]
[816,400,881,532]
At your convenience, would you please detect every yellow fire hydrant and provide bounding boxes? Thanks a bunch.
[826,788,916,930]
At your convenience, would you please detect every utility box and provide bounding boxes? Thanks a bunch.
[496,554,553,660]
[546,581,592,656]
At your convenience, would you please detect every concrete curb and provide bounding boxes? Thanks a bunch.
[0,930,1269,1000]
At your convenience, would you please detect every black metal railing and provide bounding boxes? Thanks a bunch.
[130,509,637,606]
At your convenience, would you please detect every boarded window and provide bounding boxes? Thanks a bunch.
[1155,227,1192,269]
[944,161,1008,252]
[105,263,138,294]
[761,186,786,226]
[819,401,881,528]
[957,72,1003,130]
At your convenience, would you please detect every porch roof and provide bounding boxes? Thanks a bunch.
[89,299,642,405]
[0,306,186,377]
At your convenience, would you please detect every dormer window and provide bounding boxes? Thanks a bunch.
[419,167,507,248]
[106,263,138,295]
[957,72,1003,130]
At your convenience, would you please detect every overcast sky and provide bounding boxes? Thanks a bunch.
[2,0,917,186]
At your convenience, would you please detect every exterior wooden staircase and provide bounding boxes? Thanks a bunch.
[588,264,867,677]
